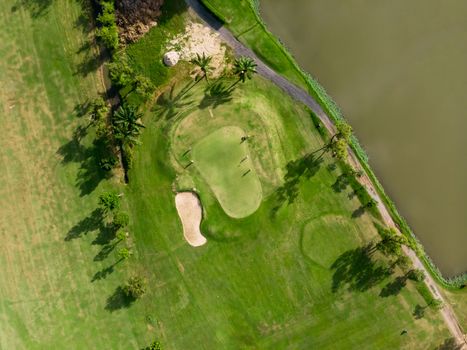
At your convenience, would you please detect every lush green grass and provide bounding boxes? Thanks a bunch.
[0,0,454,348]
[192,126,262,218]
[123,72,450,348]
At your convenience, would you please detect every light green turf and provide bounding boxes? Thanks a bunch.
[192,126,262,218]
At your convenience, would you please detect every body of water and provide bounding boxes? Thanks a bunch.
[260,0,467,277]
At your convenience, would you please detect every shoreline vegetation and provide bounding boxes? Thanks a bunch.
[199,0,467,289]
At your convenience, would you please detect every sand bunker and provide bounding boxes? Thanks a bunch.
[166,22,227,77]
[175,192,207,247]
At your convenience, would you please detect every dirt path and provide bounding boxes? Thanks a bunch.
[185,0,466,346]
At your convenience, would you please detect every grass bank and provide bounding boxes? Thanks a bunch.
[199,0,467,290]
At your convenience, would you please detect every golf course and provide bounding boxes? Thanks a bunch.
[0,0,464,349]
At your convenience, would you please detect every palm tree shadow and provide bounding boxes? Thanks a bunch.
[199,81,233,109]
[105,286,135,312]
[65,208,103,241]
[331,244,392,293]
[57,127,112,196]
[154,83,195,120]
[271,153,323,216]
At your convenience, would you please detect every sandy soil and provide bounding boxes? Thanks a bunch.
[175,192,207,247]
[166,22,227,77]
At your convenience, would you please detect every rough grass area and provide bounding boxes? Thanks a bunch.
[0,0,148,348]
[192,126,262,218]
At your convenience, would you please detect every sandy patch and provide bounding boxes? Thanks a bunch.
[175,192,207,247]
[166,22,226,77]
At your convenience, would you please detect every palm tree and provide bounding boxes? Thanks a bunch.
[190,53,213,83]
[112,104,145,148]
[230,56,257,89]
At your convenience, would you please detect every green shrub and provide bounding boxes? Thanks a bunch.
[123,276,147,299]
[96,25,119,50]
[107,53,134,88]
[98,191,120,212]
[113,211,130,228]
[408,269,426,282]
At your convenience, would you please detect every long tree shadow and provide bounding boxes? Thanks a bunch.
[155,83,195,120]
[75,50,107,77]
[105,286,135,312]
[271,153,323,215]
[92,223,117,246]
[199,80,233,109]
[412,304,426,319]
[91,258,123,282]
[332,173,350,193]
[93,241,118,261]
[57,127,112,196]
[65,208,103,241]
[379,275,408,297]
[331,244,392,293]
[11,0,53,18]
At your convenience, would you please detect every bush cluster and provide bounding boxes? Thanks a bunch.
[95,0,119,51]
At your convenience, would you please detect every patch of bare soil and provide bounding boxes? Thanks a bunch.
[115,0,164,44]
[166,22,227,77]
[175,192,206,247]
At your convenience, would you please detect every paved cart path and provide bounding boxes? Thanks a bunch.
[185,0,466,346]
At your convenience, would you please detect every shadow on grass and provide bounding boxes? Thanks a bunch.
[434,338,465,350]
[271,153,323,216]
[93,241,118,261]
[75,50,106,77]
[331,244,392,293]
[57,124,112,196]
[351,206,365,218]
[379,275,408,297]
[155,83,195,121]
[65,208,103,241]
[331,173,350,193]
[91,223,117,246]
[105,286,135,312]
[199,80,233,109]
[412,304,426,319]
[91,259,123,282]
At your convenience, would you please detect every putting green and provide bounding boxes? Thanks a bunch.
[192,126,262,218]
[301,215,360,267]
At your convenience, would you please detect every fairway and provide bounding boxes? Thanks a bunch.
[192,126,262,218]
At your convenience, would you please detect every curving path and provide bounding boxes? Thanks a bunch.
[185,0,467,346]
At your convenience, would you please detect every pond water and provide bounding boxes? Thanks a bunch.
[260,0,467,277]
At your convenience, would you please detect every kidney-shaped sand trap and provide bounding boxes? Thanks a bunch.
[175,192,207,247]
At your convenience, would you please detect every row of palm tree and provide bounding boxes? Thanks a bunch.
[190,53,257,89]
